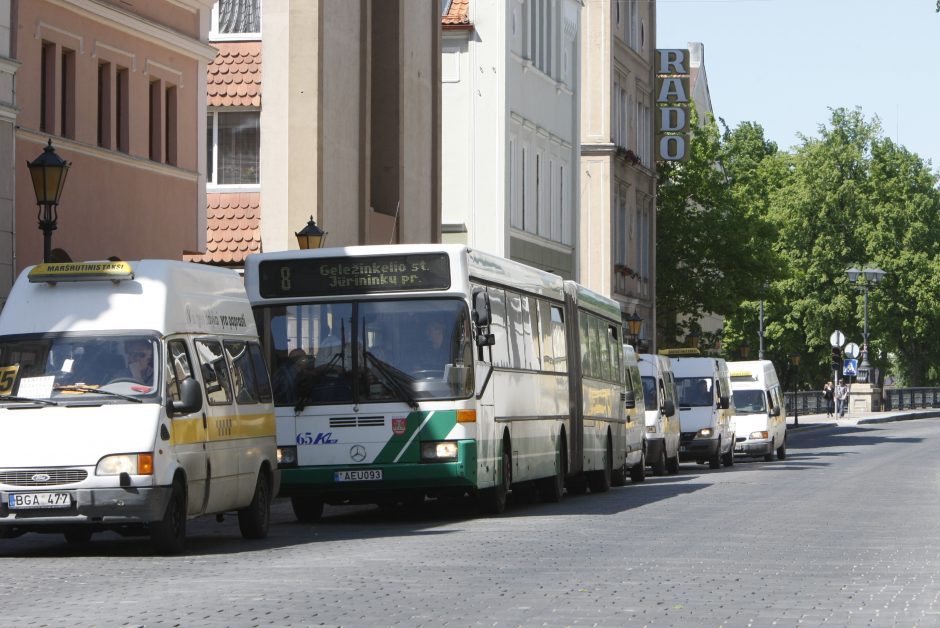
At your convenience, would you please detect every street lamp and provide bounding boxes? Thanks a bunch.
[27,140,70,263]
[846,266,886,382]
[295,216,328,250]
[626,311,643,348]
[758,281,768,360]
[789,352,801,427]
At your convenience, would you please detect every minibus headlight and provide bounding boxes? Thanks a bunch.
[278,446,298,467]
[421,441,458,461]
[696,428,714,438]
[749,430,769,440]
[96,453,153,476]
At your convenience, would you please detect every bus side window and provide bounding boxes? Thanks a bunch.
[506,291,526,369]
[487,288,509,367]
[166,339,195,403]
[550,305,566,372]
[538,300,554,371]
[195,339,233,405]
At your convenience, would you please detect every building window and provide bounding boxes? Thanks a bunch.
[97,63,110,148]
[211,0,261,40]
[116,67,129,153]
[207,110,260,186]
[60,48,75,139]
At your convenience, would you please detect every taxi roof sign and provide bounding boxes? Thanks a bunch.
[28,261,134,284]
[657,347,701,356]
[730,370,755,379]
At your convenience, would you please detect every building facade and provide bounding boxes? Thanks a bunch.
[10,0,216,274]
[442,0,582,279]
[579,0,657,350]
[0,0,19,309]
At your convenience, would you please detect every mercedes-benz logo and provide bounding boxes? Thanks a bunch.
[350,445,367,462]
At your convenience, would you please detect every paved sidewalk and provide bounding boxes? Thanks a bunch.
[786,407,940,430]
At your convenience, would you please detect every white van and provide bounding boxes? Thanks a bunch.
[666,350,736,469]
[0,260,278,553]
[620,345,647,483]
[727,360,786,461]
[637,353,680,475]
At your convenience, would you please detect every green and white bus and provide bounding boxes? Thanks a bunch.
[243,244,626,517]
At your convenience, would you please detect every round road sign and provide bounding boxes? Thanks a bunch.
[844,342,860,359]
[830,330,845,348]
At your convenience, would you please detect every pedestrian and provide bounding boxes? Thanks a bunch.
[823,381,834,417]
[836,380,848,418]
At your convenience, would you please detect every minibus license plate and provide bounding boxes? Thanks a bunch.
[8,492,71,509]
[334,470,382,482]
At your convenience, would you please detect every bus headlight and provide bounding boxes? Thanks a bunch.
[421,441,458,461]
[749,430,769,440]
[278,446,298,467]
[96,453,153,475]
[696,428,714,439]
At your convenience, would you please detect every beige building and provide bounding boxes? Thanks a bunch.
[0,0,18,309]
[259,0,441,255]
[10,0,217,279]
[579,0,657,350]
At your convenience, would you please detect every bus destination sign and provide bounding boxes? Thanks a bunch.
[259,253,451,298]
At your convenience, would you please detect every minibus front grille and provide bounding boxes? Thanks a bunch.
[330,416,385,428]
[680,432,697,443]
[0,469,88,487]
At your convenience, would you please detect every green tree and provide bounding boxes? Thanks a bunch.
[655,110,779,347]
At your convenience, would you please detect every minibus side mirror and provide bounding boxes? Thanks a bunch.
[169,377,203,416]
[719,395,730,410]
[770,405,781,417]
[662,399,676,417]
[623,390,636,409]
[472,288,491,327]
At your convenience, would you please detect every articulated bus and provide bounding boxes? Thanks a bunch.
[243,244,626,517]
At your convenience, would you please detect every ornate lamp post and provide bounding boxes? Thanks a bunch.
[846,266,886,382]
[295,216,328,250]
[758,281,768,359]
[626,311,643,348]
[27,140,71,263]
[739,341,750,360]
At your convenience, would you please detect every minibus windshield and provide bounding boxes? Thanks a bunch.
[641,376,658,408]
[0,333,161,401]
[732,389,766,415]
[676,376,715,407]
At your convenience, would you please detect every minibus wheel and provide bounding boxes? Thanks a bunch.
[238,470,271,539]
[150,479,187,555]
[776,437,787,460]
[708,442,722,469]
[630,449,646,483]
[722,442,735,467]
[764,443,775,462]
[651,448,667,476]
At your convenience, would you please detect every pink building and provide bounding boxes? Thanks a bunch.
[11,0,216,274]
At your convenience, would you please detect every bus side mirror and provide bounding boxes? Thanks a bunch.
[169,377,203,415]
[623,390,636,409]
[472,288,491,327]
[719,396,730,410]
[662,399,676,417]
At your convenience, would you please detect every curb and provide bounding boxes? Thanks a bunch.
[856,410,940,424]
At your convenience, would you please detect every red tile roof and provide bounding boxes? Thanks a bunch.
[184,192,261,265]
[207,41,261,107]
[442,0,471,28]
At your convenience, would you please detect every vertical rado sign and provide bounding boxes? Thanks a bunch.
[655,49,691,162]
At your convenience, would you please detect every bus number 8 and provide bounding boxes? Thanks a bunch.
[280,267,291,292]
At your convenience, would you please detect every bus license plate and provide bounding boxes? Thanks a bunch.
[334,470,382,482]
[8,492,71,509]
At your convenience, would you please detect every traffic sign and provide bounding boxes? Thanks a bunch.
[844,342,860,359]
[843,359,858,377]
[830,330,845,348]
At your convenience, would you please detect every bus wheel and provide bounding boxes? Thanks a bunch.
[238,470,271,540]
[588,437,612,493]
[630,450,646,483]
[150,479,187,555]
[652,447,667,476]
[63,528,92,545]
[291,496,324,523]
[776,437,787,460]
[480,446,510,515]
[539,439,567,503]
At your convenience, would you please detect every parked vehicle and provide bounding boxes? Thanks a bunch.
[666,350,736,470]
[728,360,787,461]
[620,344,647,483]
[637,353,680,475]
[0,260,278,553]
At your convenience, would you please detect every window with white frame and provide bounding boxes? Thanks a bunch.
[638,192,651,279]
[525,0,554,78]
[207,110,260,186]
[615,182,629,270]
[636,91,652,165]
[211,0,261,40]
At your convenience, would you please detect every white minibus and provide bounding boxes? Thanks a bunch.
[637,354,680,475]
[727,360,787,460]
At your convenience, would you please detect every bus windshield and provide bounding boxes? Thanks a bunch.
[676,376,715,407]
[733,389,766,415]
[0,333,161,402]
[258,298,473,407]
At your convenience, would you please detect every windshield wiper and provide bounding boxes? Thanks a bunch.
[0,394,59,406]
[363,351,419,410]
[53,385,143,403]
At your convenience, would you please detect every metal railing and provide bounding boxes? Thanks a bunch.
[784,391,828,416]
[884,388,940,410]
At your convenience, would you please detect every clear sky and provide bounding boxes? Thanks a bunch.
[656,0,940,171]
